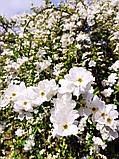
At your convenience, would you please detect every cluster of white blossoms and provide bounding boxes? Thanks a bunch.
[101,61,119,98]
[0,79,58,120]
[0,66,118,142]
[3,53,28,73]
[50,67,118,142]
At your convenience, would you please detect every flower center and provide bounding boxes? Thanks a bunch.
[40,91,45,96]
[91,106,98,113]
[63,123,68,130]
[101,113,106,118]
[12,93,16,97]
[81,100,87,108]
[107,118,112,123]
[77,77,83,83]
[23,101,27,106]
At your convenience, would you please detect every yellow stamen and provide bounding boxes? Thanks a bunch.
[41,91,45,96]
[77,78,83,83]
[101,113,106,118]
[12,93,16,96]
[23,101,27,106]
[91,106,98,113]
[63,124,68,130]
[107,118,112,123]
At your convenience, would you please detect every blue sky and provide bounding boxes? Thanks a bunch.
[0,0,61,18]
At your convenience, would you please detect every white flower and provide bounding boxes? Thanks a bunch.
[105,109,118,130]
[77,21,82,26]
[63,22,75,31]
[92,136,107,150]
[61,33,74,48]
[102,79,109,87]
[53,63,63,76]
[100,127,109,140]
[87,95,105,118]
[106,104,117,112]
[75,44,81,49]
[76,32,90,41]
[58,79,75,94]
[107,129,118,141]
[94,106,107,124]
[36,57,52,72]
[64,67,94,97]
[88,60,96,67]
[19,32,24,38]
[86,133,90,141]
[95,104,118,140]
[98,154,107,159]
[51,93,76,112]
[1,49,14,56]
[96,123,104,131]
[51,111,79,137]
[25,86,38,105]
[4,82,26,102]
[11,84,38,120]
[0,98,9,108]
[101,88,114,97]
[24,139,35,151]
[107,73,117,86]
[15,110,33,121]
[13,94,34,120]
[109,60,119,71]
[14,95,34,112]
[78,116,88,131]
[34,79,58,105]
[96,122,118,141]
[39,149,45,155]
[50,94,79,137]
[78,92,94,116]
[15,128,24,137]
[17,57,28,65]
[102,126,118,141]
[78,99,91,117]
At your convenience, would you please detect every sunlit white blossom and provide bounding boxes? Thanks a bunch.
[24,139,35,151]
[15,128,24,137]
[50,94,79,137]
[109,60,119,71]
[64,67,94,97]
[101,88,114,97]
[34,79,58,105]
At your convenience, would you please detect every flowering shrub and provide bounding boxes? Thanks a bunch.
[0,0,119,158]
